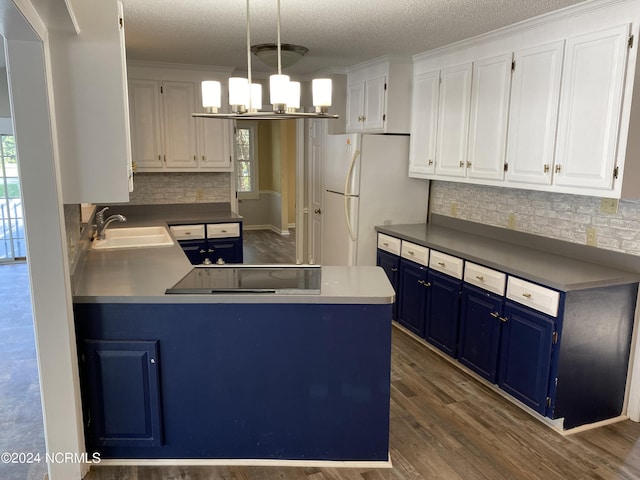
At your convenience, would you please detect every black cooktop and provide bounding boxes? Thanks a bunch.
[165,265,321,294]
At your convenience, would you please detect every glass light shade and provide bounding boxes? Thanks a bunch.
[312,78,332,108]
[201,81,221,112]
[270,74,290,107]
[250,83,262,111]
[287,81,301,110]
[229,77,250,110]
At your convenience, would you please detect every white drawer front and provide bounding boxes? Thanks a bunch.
[464,262,506,296]
[377,233,401,255]
[207,223,240,238]
[429,250,464,279]
[170,224,205,240]
[401,241,429,266]
[507,277,560,317]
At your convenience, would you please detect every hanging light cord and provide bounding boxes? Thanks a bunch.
[276,0,282,75]
[246,0,253,102]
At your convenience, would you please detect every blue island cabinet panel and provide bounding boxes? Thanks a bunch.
[80,340,163,448]
[425,270,461,357]
[499,301,555,415]
[74,302,391,461]
[458,285,503,383]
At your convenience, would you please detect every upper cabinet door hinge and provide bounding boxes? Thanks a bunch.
[629,34,634,49]
[160,85,163,94]
[383,114,386,122]
[614,166,619,179]
[384,83,388,91]
[119,17,123,28]
[511,60,516,71]
[504,163,509,172]
[552,331,558,345]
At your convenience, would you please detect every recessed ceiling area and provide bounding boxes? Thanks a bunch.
[120,0,586,76]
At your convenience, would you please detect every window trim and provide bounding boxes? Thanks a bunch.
[235,121,259,200]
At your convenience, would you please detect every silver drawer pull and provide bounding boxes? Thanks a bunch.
[383,242,389,247]
[408,250,415,255]
[221,229,228,233]
[490,312,499,318]
[476,275,484,281]
[438,262,445,267]
[522,292,532,299]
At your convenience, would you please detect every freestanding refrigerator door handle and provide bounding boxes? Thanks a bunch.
[344,149,360,242]
[344,149,360,197]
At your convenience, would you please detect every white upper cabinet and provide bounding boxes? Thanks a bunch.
[128,79,163,169]
[127,64,233,173]
[467,53,513,181]
[409,70,440,177]
[553,24,630,190]
[435,62,472,178]
[506,41,564,186]
[161,81,198,169]
[408,0,640,199]
[346,56,412,133]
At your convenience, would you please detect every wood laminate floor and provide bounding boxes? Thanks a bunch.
[85,328,640,480]
[243,229,297,264]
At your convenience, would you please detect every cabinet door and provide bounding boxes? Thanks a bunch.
[162,81,198,169]
[197,118,232,171]
[179,239,208,265]
[459,285,503,383]
[506,41,564,185]
[425,270,461,357]
[467,53,512,181]
[81,340,163,448]
[346,82,365,132]
[409,70,440,177]
[207,238,243,264]
[397,259,428,337]
[499,301,555,414]
[435,62,472,178]
[377,249,400,319]
[128,79,163,169]
[554,24,630,190]
[363,76,387,131]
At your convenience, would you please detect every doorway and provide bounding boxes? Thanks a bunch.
[0,134,25,261]
[237,119,298,264]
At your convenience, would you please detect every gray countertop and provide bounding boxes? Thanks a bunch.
[73,203,394,305]
[376,222,640,291]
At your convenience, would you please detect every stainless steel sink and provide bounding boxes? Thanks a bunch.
[92,226,174,250]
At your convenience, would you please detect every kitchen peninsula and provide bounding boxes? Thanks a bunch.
[72,204,394,463]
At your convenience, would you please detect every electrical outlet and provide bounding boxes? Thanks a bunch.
[195,188,204,201]
[600,197,619,214]
[451,202,458,217]
[507,213,516,230]
[586,227,597,246]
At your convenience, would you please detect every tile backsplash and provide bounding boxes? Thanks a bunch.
[430,181,640,256]
[120,172,231,205]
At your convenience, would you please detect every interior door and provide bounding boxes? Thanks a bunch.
[307,119,325,264]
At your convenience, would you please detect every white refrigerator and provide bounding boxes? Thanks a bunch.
[321,133,430,266]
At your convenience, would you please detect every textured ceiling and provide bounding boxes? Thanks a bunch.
[121,0,586,76]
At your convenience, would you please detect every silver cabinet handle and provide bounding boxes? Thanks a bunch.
[522,292,532,299]
[438,262,445,267]
[476,275,484,281]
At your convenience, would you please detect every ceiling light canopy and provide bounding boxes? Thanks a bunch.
[251,43,309,69]
[195,0,337,121]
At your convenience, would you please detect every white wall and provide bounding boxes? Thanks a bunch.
[239,190,288,234]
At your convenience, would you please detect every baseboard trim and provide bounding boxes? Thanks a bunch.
[242,225,291,236]
[93,458,393,469]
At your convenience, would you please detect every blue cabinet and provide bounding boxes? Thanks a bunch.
[459,284,503,383]
[80,340,163,448]
[376,249,400,319]
[208,237,243,264]
[397,258,428,336]
[425,270,461,357]
[177,239,208,265]
[498,301,555,415]
[171,222,244,265]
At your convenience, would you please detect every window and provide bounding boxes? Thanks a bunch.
[235,122,259,199]
[0,134,25,261]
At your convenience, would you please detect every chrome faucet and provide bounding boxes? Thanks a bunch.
[94,207,127,240]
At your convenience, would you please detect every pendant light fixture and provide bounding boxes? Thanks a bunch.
[195,0,337,120]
